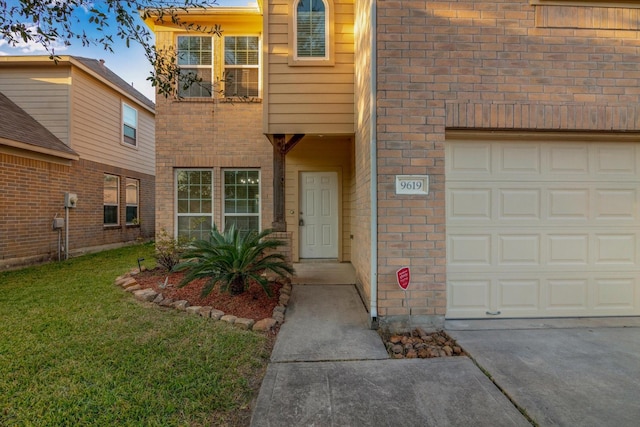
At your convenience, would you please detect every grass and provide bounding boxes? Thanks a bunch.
[0,243,272,426]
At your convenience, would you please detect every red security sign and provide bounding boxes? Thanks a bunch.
[396,267,410,290]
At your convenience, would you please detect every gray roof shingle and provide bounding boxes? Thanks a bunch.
[0,92,78,158]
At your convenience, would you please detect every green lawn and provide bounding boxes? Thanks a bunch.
[0,243,271,426]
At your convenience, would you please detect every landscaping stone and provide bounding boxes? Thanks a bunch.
[124,284,142,292]
[210,309,225,320]
[273,305,286,314]
[152,293,164,304]
[382,330,466,359]
[171,300,189,310]
[235,318,255,330]
[133,288,158,302]
[221,314,237,324]
[159,298,174,307]
[279,294,290,305]
[253,318,277,332]
[186,306,202,315]
[114,276,134,287]
[198,306,213,317]
[273,312,285,324]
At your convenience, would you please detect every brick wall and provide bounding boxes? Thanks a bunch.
[154,98,274,236]
[0,154,154,269]
[375,0,640,328]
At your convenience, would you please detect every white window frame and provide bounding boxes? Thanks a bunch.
[290,0,334,65]
[122,103,138,147]
[223,169,261,232]
[223,35,261,98]
[175,169,214,240]
[104,174,120,226]
[176,35,215,98]
[125,178,139,225]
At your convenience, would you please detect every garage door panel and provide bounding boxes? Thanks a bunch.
[448,188,491,220]
[448,235,492,265]
[547,279,589,311]
[446,140,640,319]
[547,144,590,174]
[594,188,637,220]
[448,143,492,174]
[448,278,492,318]
[594,278,637,311]
[500,189,541,220]
[499,235,540,265]
[595,234,636,264]
[498,279,541,313]
[498,144,541,174]
[595,144,638,175]
[548,189,589,220]
[547,234,589,265]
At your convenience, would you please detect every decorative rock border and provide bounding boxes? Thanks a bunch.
[113,268,291,332]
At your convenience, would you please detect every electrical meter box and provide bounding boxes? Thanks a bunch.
[64,192,78,208]
[52,218,64,230]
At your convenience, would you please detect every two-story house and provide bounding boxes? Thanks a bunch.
[0,56,155,270]
[147,0,640,331]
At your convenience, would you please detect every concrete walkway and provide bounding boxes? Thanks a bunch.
[251,283,529,426]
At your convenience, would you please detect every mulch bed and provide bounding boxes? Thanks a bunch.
[134,268,282,321]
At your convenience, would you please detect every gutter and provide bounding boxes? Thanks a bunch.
[369,0,378,327]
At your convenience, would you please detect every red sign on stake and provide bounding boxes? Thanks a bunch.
[396,267,410,290]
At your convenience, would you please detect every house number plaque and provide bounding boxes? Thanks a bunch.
[395,175,429,195]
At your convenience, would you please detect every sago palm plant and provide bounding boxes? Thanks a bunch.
[174,224,294,297]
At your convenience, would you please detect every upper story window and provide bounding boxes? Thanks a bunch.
[289,0,334,66]
[177,36,213,98]
[224,36,260,98]
[296,0,327,59]
[122,103,137,147]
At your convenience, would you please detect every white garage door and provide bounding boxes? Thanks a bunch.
[446,140,640,319]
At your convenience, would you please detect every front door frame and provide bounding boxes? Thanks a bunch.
[291,166,343,262]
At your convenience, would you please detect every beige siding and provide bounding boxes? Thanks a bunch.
[265,0,355,135]
[353,0,373,309]
[285,136,352,262]
[70,68,155,176]
[0,66,72,145]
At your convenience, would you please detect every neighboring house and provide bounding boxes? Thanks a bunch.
[146,0,640,330]
[0,56,155,270]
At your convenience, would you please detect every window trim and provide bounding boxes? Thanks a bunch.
[176,35,215,98]
[288,0,335,66]
[104,174,120,227]
[223,35,262,99]
[122,103,138,148]
[125,178,139,225]
[175,168,214,240]
[223,169,261,232]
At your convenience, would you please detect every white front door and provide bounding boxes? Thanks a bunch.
[300,171,339,259]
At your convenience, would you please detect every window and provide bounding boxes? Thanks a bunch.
[176,170,213,240]
[295,0,327,59]
[104,174,119,226]
[224,36,260,98]
[126,178,139,224]
[122,103,137,146]
[224,170,260,232]
[177,36,213,98]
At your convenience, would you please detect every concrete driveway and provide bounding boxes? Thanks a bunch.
[448,318,640,427]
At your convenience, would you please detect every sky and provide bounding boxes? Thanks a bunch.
[0,0,255,101]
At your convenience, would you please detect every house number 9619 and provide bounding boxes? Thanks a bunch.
[395,175,429,195]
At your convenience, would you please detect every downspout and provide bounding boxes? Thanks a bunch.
[369,0,378,327]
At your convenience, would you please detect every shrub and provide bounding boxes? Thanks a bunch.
[174,224,294,297]
[154,229,187,271]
